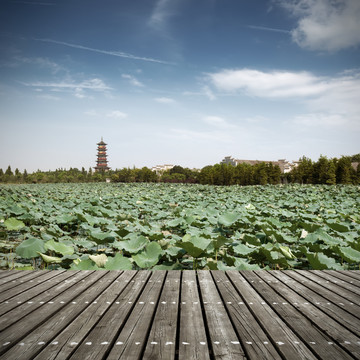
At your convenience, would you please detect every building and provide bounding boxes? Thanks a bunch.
[94,137,110,172]
[221,156,298,173]
[151,164,174,175]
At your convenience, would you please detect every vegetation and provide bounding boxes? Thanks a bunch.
[1,154,359,185]
[0,183,359,271]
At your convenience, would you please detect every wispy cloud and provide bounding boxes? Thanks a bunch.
[22,78,112,99]
[276,0,360,51]
[106,110,128,119]
[154,97,176,104]
[85,109,128,119]
[35,38,173,64]
[149,0,176,30]
[14,56,65,74]
[247,25,290,34]
[122,74,144,87]
[202,116,236,129]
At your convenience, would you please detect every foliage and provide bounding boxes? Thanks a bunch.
[0,183,359,270]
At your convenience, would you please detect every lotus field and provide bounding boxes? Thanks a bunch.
[0,183,359,270]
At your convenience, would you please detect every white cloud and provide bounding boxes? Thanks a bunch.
[207,67,360,129]
[106,111,128,119]
[122,74,144,87]
[208,68,327,98]
[292,113,348,127]
[202,116,235,129]
[277,0,360,51]
[154,97,176,104]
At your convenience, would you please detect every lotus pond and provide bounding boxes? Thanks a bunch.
[0,183,359,270]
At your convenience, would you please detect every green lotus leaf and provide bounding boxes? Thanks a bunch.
[132,242,163,268]
[338,246,360,263]
[232,243,256,256]
[176,236,211,258]
[326,220,349,233]
[70,258,100,270]
[218,212,240,227]
[104,253,133,270]
[118,235,149,253]
[16,238,45,258]
[45,239,74,256]
[4,218,25,231]
[306,252,343,270]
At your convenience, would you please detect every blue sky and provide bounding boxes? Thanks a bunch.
[0,0,359,172]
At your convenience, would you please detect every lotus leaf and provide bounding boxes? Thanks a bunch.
[16,237,45,258]
[132,242,163,268]
[45,239,74,256]
[4,218,25,231]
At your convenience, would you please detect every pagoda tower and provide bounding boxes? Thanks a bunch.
[94,137,110,172]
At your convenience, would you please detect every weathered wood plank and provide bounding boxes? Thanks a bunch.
[0,271,128,360]
[178,271,211,360]
[250,271,358,359]
[0,271,82,331]
[227,271,317,360]
[317,270,360,293]
[197,271,246,359]
[0,270,39,284]
[142,271,181,360]
[0,271,104,355]
[105,271,166,360]
[327,271,360,286]
[296,270,360,305]
[0,271,65,312]
[339,270,360,281]
[212,271,281,360]
[32,271,139,360]
[280,270,360,323]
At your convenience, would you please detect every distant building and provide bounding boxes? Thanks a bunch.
[221,156,298,173]
[94,137,110,172]
[151,164,174,175]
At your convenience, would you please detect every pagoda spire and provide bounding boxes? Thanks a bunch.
[94,137,110,172]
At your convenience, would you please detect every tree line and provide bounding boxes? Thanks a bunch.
[1,154,359,185]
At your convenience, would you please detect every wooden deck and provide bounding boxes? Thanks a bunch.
[0,270,359,359]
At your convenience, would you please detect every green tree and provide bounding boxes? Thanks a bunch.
[336,156,352,184]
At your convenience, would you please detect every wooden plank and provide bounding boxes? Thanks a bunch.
[0,271,82,330]
[142,271,181,360]
[0,270,64,304]
[197,271,246,359]
[178,271,210,360]
[212,271,281,360]
[0,270,39,284]
[313,270,360,295]
[1,271,131,360]
[296,270,360,304]
[227,271,317,360]
[104,271,166,360]
[320,270,360,289]
[36,271,148,360]
[249,271,358,359]
[339,271,360,281]
[281,270,360,322]
[0,271,105,355]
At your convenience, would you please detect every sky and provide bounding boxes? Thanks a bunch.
[0,0,359,172]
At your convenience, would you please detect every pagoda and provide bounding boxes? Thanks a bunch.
[94,137,110,172]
